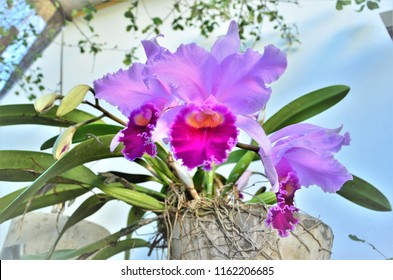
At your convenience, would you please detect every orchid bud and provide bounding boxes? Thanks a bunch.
[56,84,91,117]
[34,92,60,113]
[52,126,77,160]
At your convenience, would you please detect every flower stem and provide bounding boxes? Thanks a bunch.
[84,100,126,126]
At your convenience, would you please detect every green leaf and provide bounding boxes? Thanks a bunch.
[92,239,150,260]
[224,149,259,165]
[40,124,122,150]
[247,191,277,205]
[99,183,164,211]
[0,135,123,223]
[47,193,113,258]
[0,150,101,185]
[98,173,166,200]
[125,207,146,259]
[263,85,350,134]
[366,1,379,10]
[336,0,352,10]
[103,171,161,184]
[225,151,255,186]
[0,104,104,127]
[0,184,90,220]
[337,175,391,211]
[348,234,365,242]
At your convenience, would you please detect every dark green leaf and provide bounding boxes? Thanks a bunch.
[99,183,164,211]
[103,171,161,184]
[98,173,166,200]
[0,104,104,127]
[348,234,365,242]
[247,191,277,205]
[224,149,258,165]
[0,184,90,220]
[366,1,379,10]
[225,151,255,186]
[337,175,391,211]
[263,85,350,134]
[336,0,352,10]
[0,150,101,185]
[40,124,122,150]
[92,239,150,260]
[0,135,123,223]
[125,207,146,259]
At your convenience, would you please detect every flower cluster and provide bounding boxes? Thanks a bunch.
[94,21,352,237]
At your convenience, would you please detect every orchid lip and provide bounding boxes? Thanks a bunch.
[185,109,224,128]
[134,109,153,126]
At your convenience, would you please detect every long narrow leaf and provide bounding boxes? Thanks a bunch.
[0,184,90,219]
[337,175,391,211]
[92,239,149,260]
[263,85,350,134]
[125,207,146,259]
[98,183,164,211]
[0,135,123,223]
[0,104,104,127]
[225,151,255,185]
[0,150,101,185]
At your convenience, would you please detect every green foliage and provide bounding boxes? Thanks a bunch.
[335,0,380,11]
[338,175,391,211]
[0,104,104,127]
[263,85,350,134]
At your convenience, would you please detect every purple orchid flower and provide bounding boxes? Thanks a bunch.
[265,123,353,237]
[94,21,287,181]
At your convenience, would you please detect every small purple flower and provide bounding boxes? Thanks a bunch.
[94,21,287,174]
[266,123,353,237]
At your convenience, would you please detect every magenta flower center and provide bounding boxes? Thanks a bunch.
[186,109,224,128]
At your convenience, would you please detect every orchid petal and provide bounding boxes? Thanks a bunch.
[94,63,171,116]
[236,115,278,191]
[270,123,350,154]
[211,20,240,63]
[147,43,220,104]
[215,45,287,115]
[277,148,352,193]
[270,123,352,192]
[152,105,184,142]
[110,131,123,152]
[142,34,169,63]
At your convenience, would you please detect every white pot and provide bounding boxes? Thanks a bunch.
[1,212,109,259]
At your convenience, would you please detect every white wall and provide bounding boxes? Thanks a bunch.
[1,0,392,260]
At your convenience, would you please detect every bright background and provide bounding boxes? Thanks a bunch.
[1,0,392,260]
